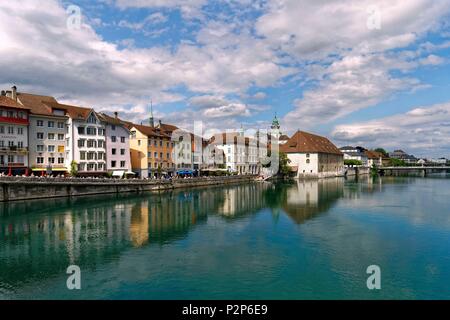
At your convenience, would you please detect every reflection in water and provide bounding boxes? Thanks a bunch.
[1,177,450,299]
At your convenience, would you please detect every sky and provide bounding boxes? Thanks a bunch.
[1,0,450,157]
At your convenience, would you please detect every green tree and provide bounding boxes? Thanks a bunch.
[344,159,362,166]
[157,164,162,177]
[279,152,292,176]
[374,148,388,157]
[389,158,407,167]
[70,161,78,177]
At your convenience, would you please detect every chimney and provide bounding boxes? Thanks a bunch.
[159,119,162,127]
[114,112,118,119]
[11,86,17,101]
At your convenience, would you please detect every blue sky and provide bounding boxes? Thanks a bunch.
[1,0,450,157]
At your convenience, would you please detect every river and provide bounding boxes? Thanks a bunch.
[1,176,450,299]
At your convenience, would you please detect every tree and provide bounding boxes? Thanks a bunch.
[279,152,292,176]
[157,164,162,177]
[344,159,362,166]
[70,161,78,177]
[374,148,388,157]
[389,158,407,167]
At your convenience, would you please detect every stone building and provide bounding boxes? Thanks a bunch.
[280,130,344,179]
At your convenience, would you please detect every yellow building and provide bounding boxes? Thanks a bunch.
[129,124,174,178]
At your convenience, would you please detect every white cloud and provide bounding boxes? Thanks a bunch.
[115,0,207,19]
[332,102,450,157]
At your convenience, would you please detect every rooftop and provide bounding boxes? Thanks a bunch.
[280,131,342,155]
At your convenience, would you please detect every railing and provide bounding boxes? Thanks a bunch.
[0,147,28,152]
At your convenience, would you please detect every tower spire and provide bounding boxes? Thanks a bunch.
[149,100,155,128]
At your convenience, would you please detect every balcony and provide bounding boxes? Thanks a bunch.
[0,147,29,154]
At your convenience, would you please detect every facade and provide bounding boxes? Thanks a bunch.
[339,146,368,166]
[63,105,107,175]
[16,92,69,175]
[0,90,30,174]
[209,132,262,175]
[365,150,384,167]
[389,150,418,164]
[280,131,344,179]
[98,112,131,174]
[129,124,174,178]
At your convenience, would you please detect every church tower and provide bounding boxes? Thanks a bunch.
[271,114,281,140]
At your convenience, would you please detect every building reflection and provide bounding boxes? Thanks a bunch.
[282,178,344,224]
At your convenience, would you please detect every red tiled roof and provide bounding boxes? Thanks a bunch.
[0,95,30,110]
[45,102,92,120]
[16,92,58,115]
[365,150,384,159]
[280,131,342,155]
[132,124,171,138]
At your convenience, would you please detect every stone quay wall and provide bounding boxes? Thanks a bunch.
[0,175,258,202]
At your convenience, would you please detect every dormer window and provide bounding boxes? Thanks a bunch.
[87,114,97,124]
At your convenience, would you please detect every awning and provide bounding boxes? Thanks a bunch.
[125,171,136,175]
[112,170,125,177]
[177,170,194,174]
[52,168,68,171]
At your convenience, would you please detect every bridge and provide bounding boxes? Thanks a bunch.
[379,166,450,176]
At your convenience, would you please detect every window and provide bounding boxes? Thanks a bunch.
[37,145,44,152]
[80,152,86,160]
[130,131,136,139]
[8,127,14,134]
[37,132,44,140]
[58,134,64,141]
[58,146,65,153]
[18,141,23,148]
[306,159,310,164]
[166,142,170,148]
[98,152,104,160]
[37,157,44,164]
[48,145,55,152]
[306,153,310,158]
[120,161,125,168]
[86,127,96,135]
[138,140,141,146]
[57,122,64,129]
[78,139,85,148]
[87,152,96,160]
[112,125,116,130]
[111,161,116,168]
[37,120,44,127]
[78,127,85,135]
[112,148,116,155]
[48,133,55,140]
[98,128,105,136]
[87,114,97,124]
[98,163,103,171]
[48,121,55,128]
[120,149,125,155]
[17,155,24,164]
[160,140,163,147]
[0,126,3,134]
[148,152,152,158]
[8,155,14,163]
[121,136,125,143]
[58,157,64,164]
[48,157,55,164]
[160,152,163,158]
[87,140,97,148]
[98,140,104,148]
[111,136,116,143]
[154,152,158,158]
[167,153,170,159]
[17,127,24,135]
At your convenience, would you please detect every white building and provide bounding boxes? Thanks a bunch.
[63,104,107,175]
[209,132,262,175]
[98,112,131,174]
[339,146,368,166]
[15,92,69,175]
[281,131,344,179]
